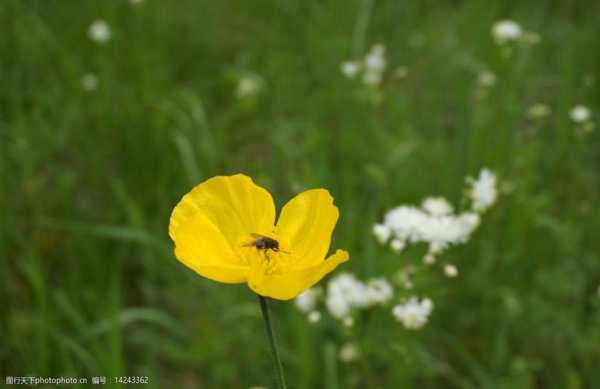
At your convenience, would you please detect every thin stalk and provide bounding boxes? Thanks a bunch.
[352,0,375,55]
[258,295,287,389]
[324,339,339,389]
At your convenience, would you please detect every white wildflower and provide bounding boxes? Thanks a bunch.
[373,223,391,244]
[389,239,405,253]
[307,310,321,323]
[326,273,369,319]
[363,70,383,86]
[362,44,386,86]
[422,197,454,216]
[528,103,551,119]
[364,44,386,72]
[295,288,320,313]
[470,168,498,212]
[492,20,523,44]
[81,73,99,91]
[365,278,394,305]
[339,342,360,362]
[570,105,592,123]
[423,253,436,265]
[392,297,433,330]
[343,316,355,327]
[341,61,361,78]
[444,264,458,278]
[385,206,478,253]
[88,20,111,44]
[236,74,263,99]
[478,71,496,88]
[458,212,481,231]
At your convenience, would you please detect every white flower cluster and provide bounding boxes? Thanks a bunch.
[81,73,99,92]
[528,103,551,119]
[341,43,387,86]
[236,73,263,99]
[570,105,591,123]
[469,168,498,212]
[295,273,394,324]
[88,20,111,44]
[491,20,540,46]
[477,71,496,88]
[392,297,433,330]
[374,168,497,263]
[339,342,360,362]
[569,105,595,133]
[492,20,522,44]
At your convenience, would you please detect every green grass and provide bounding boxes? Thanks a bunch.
[2,0,600,388]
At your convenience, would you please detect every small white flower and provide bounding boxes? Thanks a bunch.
[88,20,111,44]
[478,71,496,88]
[130,0,144,5]
[459,212,481,231]
[364,48,386,73]
[492,20,523,44]
[343,316,355,327]
[363,70,383,86]
[361,44,386,86]
[423,253,436,265]
[307,310,321,323]
[444,264,458,278]
[392,297,434,329]
[389,239,405,253]
[528,103,551,119]
[470,168,498,212]
[81,73,99,91]
[236,74,263,99]
[422,197,454,216]
[326,273,369,319]
[295,288,320,313]
[365,278,394,305]
[570,105,592,123]
[339,342,360,362]
[373,223,391,244]
[341,61,361,78]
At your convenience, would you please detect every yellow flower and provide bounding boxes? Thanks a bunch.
[169,174,350,300]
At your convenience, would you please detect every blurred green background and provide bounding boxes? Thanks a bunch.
[2,0,600,388]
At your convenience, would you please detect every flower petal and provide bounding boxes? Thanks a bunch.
[170,210,248,282]
[274,189,340,268]
[169,174,276,282]
[170,174,276,246]
[247,250,350,300]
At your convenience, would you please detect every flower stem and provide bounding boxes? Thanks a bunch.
[258,295,287,389]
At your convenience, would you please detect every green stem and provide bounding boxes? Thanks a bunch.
[258,295,287,389]
[324,339,339,389]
